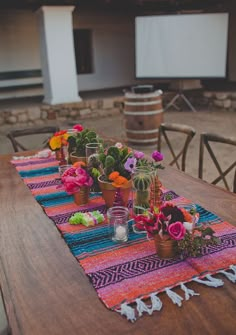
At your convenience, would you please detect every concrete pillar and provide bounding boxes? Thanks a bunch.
[37,6,81,105]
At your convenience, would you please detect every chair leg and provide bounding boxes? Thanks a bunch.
[199,134,204,179]
[234,169,236,193]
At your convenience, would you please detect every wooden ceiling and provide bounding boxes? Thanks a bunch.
[0,0,234,12]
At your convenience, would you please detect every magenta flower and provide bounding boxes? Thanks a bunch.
[124,157,137,173]
[168,221,186,240]
[73,124,84,132]
[60,166,93,194]
[152,150,164,162]
[134,150,145,159]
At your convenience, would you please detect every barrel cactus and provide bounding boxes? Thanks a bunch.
[133,171,152,210]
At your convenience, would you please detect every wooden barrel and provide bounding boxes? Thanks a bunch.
[124,90,163,146]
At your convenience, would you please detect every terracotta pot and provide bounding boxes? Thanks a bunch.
[55,146,67,165]
[73,187,89,206]
[154,235,178,259]
[98,176,132,208]
[70,153,86,164]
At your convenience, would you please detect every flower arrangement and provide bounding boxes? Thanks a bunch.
[48,130,69,151]
[92,142,164,187]
[133,203,219,257]
[67,124,101,157]
[60,162,93,194]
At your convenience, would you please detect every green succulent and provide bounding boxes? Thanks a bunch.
[68,129,100,157]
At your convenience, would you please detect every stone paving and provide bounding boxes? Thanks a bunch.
[0,107,235,192]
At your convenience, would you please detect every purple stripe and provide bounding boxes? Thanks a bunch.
[28,179,61,189]
[13,158,55,167]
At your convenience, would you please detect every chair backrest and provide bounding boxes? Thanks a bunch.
[198,132,236,192]
[7,126,60,152]
[158,123,196,172]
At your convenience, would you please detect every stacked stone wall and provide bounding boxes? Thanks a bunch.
[0,91,236,129]
[0,97,125,128]
[203,91,236,111]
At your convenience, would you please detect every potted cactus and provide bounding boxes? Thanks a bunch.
[132,168,153,213]
[97,144,132,208]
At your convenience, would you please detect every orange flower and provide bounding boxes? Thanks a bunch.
[112,176,129,187]
[73,161,86,168]
[181,208,193,222]
[108,171,120,181]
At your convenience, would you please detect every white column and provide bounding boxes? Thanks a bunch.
[37,6,81,105]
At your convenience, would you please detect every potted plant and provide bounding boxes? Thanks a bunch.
[60,163,93,206]
[133,203,219,259]
[48,130,69,164]
[96,143,162,208]
[67,124,101,163]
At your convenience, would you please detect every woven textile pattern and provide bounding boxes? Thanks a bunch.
[12,156,236,320]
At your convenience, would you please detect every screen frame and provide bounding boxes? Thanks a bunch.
[134,12,230,80]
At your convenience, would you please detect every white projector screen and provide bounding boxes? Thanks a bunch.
[135,13,229,78]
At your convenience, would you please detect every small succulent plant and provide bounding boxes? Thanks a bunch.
[68,129,100,157]
[98,145,131,182]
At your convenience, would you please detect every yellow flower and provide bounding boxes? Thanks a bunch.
[49,136,62,150]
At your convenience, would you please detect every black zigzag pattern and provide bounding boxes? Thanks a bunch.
[89,254,181,289]
[201,233,236,255]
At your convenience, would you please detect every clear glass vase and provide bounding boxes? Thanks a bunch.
[132,167,153,215]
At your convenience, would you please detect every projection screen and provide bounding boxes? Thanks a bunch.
[135,13,229,78]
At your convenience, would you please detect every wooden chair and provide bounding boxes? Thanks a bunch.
[7,126,60,152]
[158,123,196,171]
[234,169,236,193]
[199,133,236,192]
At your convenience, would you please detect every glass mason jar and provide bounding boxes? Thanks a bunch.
[107,206,129,243]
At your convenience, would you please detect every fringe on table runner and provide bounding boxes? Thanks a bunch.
[115,264,236,322]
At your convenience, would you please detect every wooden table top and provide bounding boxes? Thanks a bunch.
[0,152,235,335]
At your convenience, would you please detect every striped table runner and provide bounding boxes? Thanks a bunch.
[12,155,236,322]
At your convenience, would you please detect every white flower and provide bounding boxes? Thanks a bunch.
[115,142,123,149]
[183,221,194,232]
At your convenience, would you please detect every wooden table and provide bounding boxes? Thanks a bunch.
[0,152,235,335]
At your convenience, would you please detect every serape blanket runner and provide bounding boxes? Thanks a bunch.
[12,155,236,322]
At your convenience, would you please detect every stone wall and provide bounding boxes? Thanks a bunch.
[0,96,125,128]
[0,91,236,129]
[203,91,236,111]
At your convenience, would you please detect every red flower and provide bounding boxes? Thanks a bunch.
[73,124,84,132]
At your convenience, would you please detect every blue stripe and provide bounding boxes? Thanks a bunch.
[35,191,102,207]
[63,220,146,257]
[19,166,58,177]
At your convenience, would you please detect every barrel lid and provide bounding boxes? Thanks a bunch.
[125,89,163,99]
[131,85,154,93]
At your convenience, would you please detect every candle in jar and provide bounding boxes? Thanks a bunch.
[115,225,127,241]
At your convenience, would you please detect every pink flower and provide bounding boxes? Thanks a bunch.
[134,150,145,159]
[60,166,93,194]
[152,150,164,162]
[73,124,84,132]
[168,221,186,240]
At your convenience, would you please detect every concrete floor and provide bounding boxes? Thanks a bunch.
[0,107,236,192]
